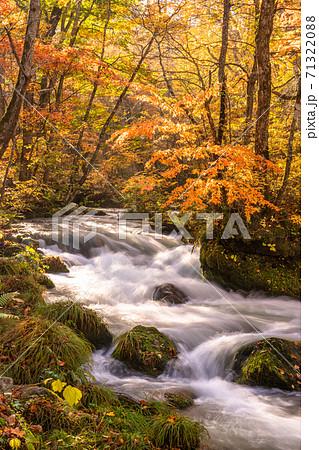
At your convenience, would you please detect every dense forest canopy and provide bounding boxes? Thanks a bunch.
[0,0,300,223]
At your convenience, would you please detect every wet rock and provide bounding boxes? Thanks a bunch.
[0,377,13,397]
[233,337,301,391]
[153,283,189,304]
[44,256,69,273]
[164,391,194,409]
[112,325,178,376]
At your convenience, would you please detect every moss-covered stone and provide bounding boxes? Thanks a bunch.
[233,337,301,391]
[44,256,69,273]
[112,325,178,376]
[164,392,194,409]
[200,239,300,298]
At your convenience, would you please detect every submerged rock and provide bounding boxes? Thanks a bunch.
[112,325,178,376]
[153,283,189,304]
[44,256,69,273]
[233,337,301,391]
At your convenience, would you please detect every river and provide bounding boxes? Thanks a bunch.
[18,211,301,450]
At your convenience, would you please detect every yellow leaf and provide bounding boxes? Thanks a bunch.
[9,438,21,449]
[63,385,82,406]
[106,412,115,416]
[51,379,67,393]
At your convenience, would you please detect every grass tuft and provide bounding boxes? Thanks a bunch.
[36,300,112,349]
[1,316,93,384]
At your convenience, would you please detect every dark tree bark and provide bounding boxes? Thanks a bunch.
[38,6,63,108]
[19,91,34,181]
[275,78,301,206]
[254,0,276,159]
[243,0,260,145]
[0,0,41,159]
[217,0,231,145]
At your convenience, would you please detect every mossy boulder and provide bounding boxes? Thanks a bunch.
[36,300,112,350]
[200,239,301,298]
[112,325,178,376]
[44,256,69,273]
[233,337,301,391]
[164,392,194,409]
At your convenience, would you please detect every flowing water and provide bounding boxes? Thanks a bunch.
[18,212,301,450]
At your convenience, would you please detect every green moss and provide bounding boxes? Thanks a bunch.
[233,338,301,391]
[164,392,194,410]
[200,240,300,298]
[112,325,178,376]
[36,300,112,350]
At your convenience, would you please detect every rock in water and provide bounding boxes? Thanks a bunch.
[112,325,178,376]
[164,392,194,409]
[153,283,189,304]
[233,337,301,391]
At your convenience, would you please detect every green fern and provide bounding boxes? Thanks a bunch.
[0,292,19,319]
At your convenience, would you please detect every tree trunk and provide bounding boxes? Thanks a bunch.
[0,0,40,159]
[254,0,276,159]
[243,0,260,145]
[19,91,34,181]
[217,0,231,145]
[275,78,301,206]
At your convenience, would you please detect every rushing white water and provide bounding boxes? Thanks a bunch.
[18,213,301,450]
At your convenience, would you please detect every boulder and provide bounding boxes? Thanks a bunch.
[0,377,13,397]
[153,283,189,304]
[112,325,178,376]
[233,337,301,391]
